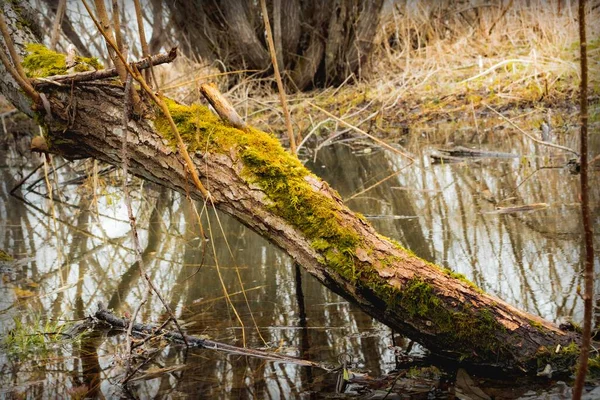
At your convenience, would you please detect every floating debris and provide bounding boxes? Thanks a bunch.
[485,203,549,214]
[431,146,518,164]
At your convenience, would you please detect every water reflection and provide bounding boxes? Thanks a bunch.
[313,142,594,320]
[0,116,598,397]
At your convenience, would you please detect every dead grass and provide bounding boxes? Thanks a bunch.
[157,0,598,155]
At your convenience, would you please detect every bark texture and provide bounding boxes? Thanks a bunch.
[0,1,583,374]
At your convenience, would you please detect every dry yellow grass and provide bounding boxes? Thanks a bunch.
[156,1,598,153]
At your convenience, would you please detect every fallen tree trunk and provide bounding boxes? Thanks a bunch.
[0,1,583,374]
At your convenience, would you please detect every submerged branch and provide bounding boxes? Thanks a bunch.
[94,305,327,370]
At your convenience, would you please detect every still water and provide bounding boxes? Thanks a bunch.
[0,115,598,398]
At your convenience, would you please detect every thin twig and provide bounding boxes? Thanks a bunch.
[119,73,189,353]
[0,10,29,82]
[121,74,142,376]
[95,307,327,369]
[132,0,151,84]
[344,164,412,202]
[92,0,127,82]
[483,103,579,156]
[204,200,247,347]
[488,0,514,35]
[259,0,298,154]
[459,59,532,84]
[573,0,593,396]
[211,201,269,347]
[30,49,178,87]
[297,118,331,151]
[111,0,125,56]
[10,162,44,196]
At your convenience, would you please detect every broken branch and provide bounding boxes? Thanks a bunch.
[199,83,246,129]
[94,305,326,369]
[30,48,178,88]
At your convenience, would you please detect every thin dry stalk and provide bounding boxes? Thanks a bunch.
[111,0,125,55]
[459,59,533,84]
[205,202,247,347]
[120,74,148,376]
[0,46,38,101]
[110,0,143,112]
[259,0,298,154]
[0,10,29,82]
[211,205,269,347]
[132,0,151,84]
[297,118,331,150]
[92,0,127,82]
[49,0,67,50]
[488,0,514,35]
[344,165,411,202]
[483,103,579,156]
[162,69,260,92]
[308,102,415,162]
[42,154,63,281]
[572,0,593,396]
[119,73,189,352]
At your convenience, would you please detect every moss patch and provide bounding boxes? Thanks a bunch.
[587,356,600,378]
[22,43,102,78]
[396,278,506,358]
[536,341,580,373]
[528,319,545,333]
[0,249,13,262]
[441,266,481,292]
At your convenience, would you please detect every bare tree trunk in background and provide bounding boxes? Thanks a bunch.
[0,0,588,376]
[148,0,164,55]
[167,0,385,90]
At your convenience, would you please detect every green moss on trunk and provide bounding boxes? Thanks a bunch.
[536,342,580,373]
[0,249,14,262]
[393,278,508,359]
[22,43,102,78]
[154,100,361,284]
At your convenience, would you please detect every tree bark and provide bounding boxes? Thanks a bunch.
[0,0,584,375]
